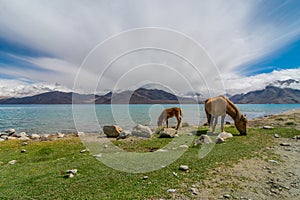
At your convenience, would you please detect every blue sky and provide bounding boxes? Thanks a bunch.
[0,0,300,97]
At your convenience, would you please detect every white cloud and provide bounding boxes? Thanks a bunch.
[222,67,300,95]
[0,0,300,97]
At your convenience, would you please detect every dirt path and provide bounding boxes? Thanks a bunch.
[197,110,300,200]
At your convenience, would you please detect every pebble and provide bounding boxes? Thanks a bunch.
[179,165,189,171]
[22,142,28,146]
[268,160,279,164]
[21,149,26,153]
[189,187,198,195]
[167,189,176,193]
[104,144,108,149]
[172,172,178,177]
[8,160,17,165]
[263,126,274,129]
[80,149,87,153]
[274,134,280,138]
[142,176,149,180]
[280,143,290,146]
[179,144,189,148]
[223,194,231,198]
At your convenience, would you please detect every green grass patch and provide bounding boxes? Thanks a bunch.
[1,127,300,199]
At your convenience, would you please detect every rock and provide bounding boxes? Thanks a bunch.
[268,159,279,164]
[104,144,108,149]
[172,172,178,177]
[18,136,30,141]
[8,160,17,165]
[167,189,176,193]
[1,135,8,140]
[103,125,123,138]
[143,176,149,180]
[157,128,178,138]
[13,132,28,138]
[22,142,28,146]
[179,165,189,171]
[280,143,290,146]
[132,124,152,138]
[194,135,213,146]
[218,132,233,140]
[179,144,189,149]
[21,149,26,153]
[57,132,65,138]
[216,137,225,144]
[7,136,18,140]
[30,134,41,139]
[80,149,88,153]
[189,187,198,195]
[117,130,132,139]
[5,128,15,135]
[0,138,5,142]
[263,126,274,129]
[66,169,77,174]
[77,132,85,136]
[223,194,231,198]
[274,134,280,138]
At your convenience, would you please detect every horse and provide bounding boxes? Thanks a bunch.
[204,95,247,135]
[157,107,182,130]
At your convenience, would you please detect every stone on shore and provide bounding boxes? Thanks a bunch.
[117,130,132,139]
[8,160,17,165]
[5,128,15,135]
[30,134,41,139]
[157,128,178,138]
[132,124,152,138]
[103,125,123,138]
[263,125,274,129]
[179,165,189,171]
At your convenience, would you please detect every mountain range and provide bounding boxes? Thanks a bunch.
[0,85,299,104]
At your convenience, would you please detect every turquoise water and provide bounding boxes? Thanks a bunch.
[0,104,300,134]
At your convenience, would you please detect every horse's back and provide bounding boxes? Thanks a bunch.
[205,96,227,116]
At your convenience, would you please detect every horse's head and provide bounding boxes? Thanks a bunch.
[235,114,248,135]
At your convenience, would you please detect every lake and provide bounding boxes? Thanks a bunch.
[0,104,300,134]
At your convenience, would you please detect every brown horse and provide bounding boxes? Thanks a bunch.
[157,107,182,130]
[205,95,247,135]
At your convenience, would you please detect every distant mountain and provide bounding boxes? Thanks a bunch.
[0,88,197,104]
[230,86,300,104]
[268,79,299,89]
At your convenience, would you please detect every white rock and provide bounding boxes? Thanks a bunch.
[179,144,189,149]
[132,124,153,138]
[8,160,17,165]
[30,134,41,139]
[263,126,274,129]
[57,133,65,138]
[77,132,85,136]
[5,128,15,135]
[157,128,178,138]
[0,138,5,142]
[216,137,225,144]
[66,169,77,174]
[179,165,189,171]
[218,132,233,140]
[13,132,28,138]
[117,130,132,139]
[194,135,213,146]
[7,136,18,140]
[167,189,176,193]
[18,137,30,141]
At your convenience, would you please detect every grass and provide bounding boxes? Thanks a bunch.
[1,127,300,199]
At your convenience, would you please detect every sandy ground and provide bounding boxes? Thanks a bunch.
[196,109,300,200]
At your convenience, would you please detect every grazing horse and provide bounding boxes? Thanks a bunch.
[157,107,182,130]
[205,95,247,135]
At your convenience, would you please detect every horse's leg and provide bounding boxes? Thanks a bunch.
[176,115,182,130]
[220,115,225,132]
[210,116,214,132]
[212,116,218,133]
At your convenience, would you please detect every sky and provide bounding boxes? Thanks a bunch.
[0,0,300,97]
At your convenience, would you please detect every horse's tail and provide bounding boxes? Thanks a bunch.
[204,99,211,125]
